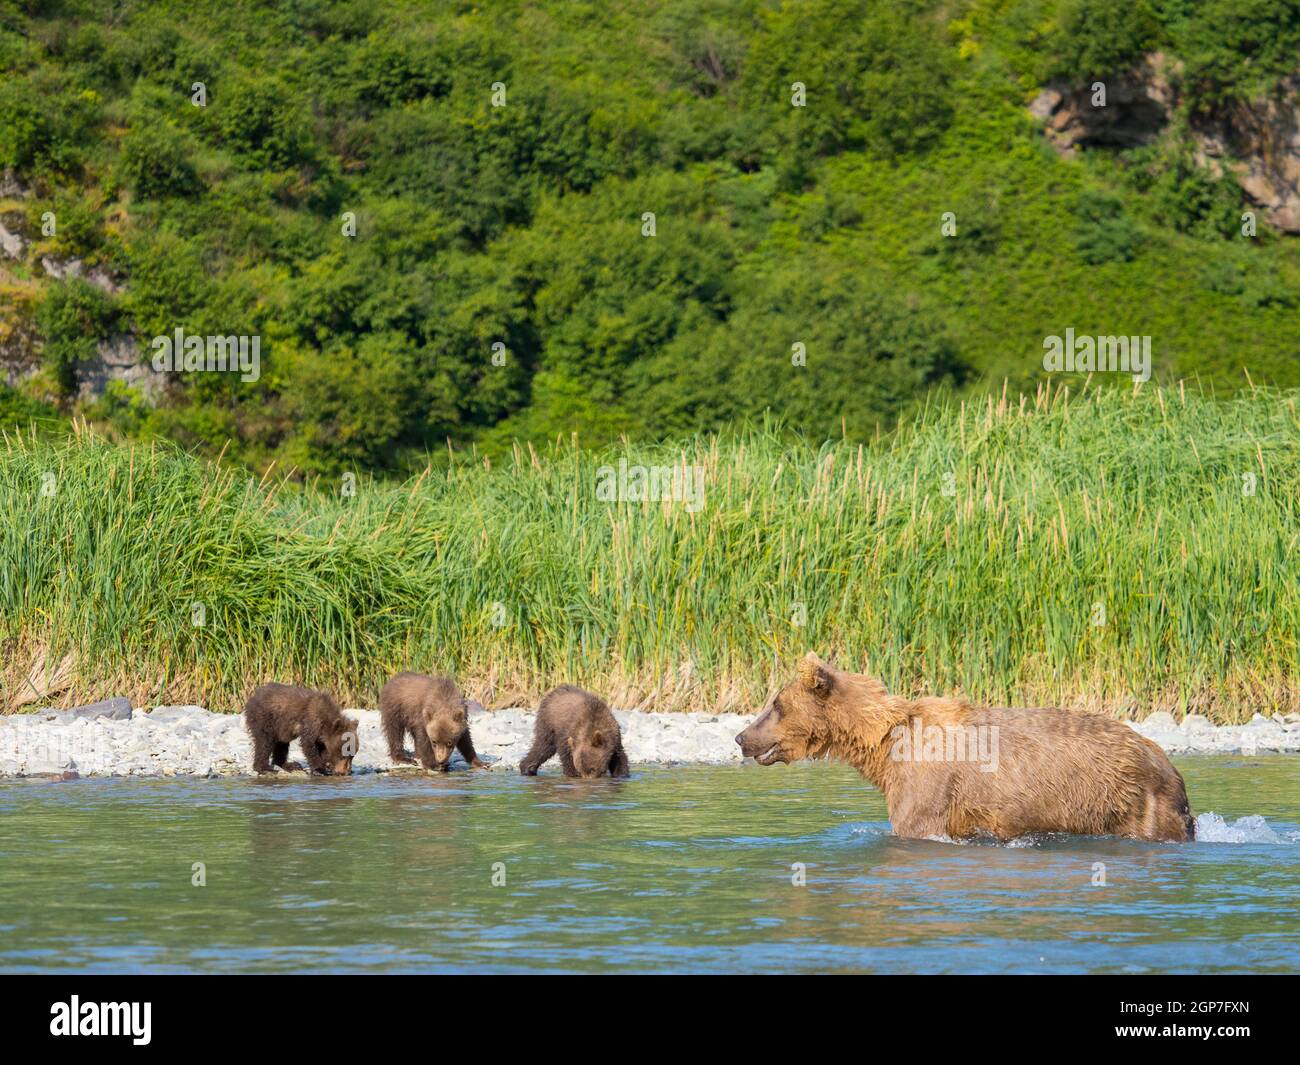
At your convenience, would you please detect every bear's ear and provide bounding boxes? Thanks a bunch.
[798,652,835,698]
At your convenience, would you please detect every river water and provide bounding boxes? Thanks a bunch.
[1,757,1296,973]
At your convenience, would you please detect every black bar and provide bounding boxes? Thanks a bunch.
[1,974,1292,1050]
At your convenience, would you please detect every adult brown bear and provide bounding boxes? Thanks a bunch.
[736,653,1194,842]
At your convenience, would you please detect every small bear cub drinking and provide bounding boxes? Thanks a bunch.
[379,672,487,771]
[244,683,358,776]
[520,685,629,778]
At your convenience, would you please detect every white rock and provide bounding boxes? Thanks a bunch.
[1,703,1297,777]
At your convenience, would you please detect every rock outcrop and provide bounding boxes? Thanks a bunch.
[39,253,124,295]
[1195,72,1300,233]
[75,333,166,401]
[1030,63,1173,152]
[0,170,167,400]
[0,301,42,388]
[1030,55,1300,233]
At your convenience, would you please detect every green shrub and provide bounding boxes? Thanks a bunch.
[35,280,118,394]
[0,73,97,173]
[216,76,319,171]
[0,83,53,170]
[0,385,61,432]
[117,234,208,340]
[631,262,966,440]
[346,37,452,109]
[1072,189,1142,263]
[29,194,106,259]
[1199,249,1297,308]
[742,0,955,164]
[1175,0,1300,107]
[119,122,202,199]
[1125,144,1242,238]
[1050,0,1162,80]
[916,193,1005,267]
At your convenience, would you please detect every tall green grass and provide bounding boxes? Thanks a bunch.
[2,382,1297,721]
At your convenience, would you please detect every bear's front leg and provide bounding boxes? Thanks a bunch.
[887,793,953,840]
[298,720,332,775]
[302,748,330,775]
[271,741,304,772]
[250,732,275,774]
[412,730,440,771]
[519,729,556,775]
[557,745,580,778]
[609,745,630,778]
[383,715,415,764]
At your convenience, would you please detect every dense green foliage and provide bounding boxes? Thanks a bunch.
[1049,0,1300,105]
[0,383,59,431]
[1,0,1298,475]
[34,277,116,391]
[3,384,1297,719]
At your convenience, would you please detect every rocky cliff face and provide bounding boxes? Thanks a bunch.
[0,292,41,389]
[0,169,165,401]
[1030,54,1300,233]
[74,333,164,402]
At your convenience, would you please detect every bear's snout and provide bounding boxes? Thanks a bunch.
[737,708,786,764]
[735,723,770,760]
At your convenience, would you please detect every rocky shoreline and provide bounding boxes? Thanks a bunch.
[1,702,1298,778]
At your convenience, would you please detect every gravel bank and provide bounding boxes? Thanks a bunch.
[0,705,754,777]
[1,705,1298,778]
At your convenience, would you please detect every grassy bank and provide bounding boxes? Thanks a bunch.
[2,382,1297,721]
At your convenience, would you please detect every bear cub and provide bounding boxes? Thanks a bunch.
[244,683,358,776]
[519,685,629,778]
[379,672,487,771]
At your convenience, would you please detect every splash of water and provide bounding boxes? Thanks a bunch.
[852,815,1299,846]
[1194,812,1298,844]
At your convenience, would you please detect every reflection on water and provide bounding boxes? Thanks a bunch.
[0,757,1296,973]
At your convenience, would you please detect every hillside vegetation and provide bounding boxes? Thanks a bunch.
[1,0,1299,473]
